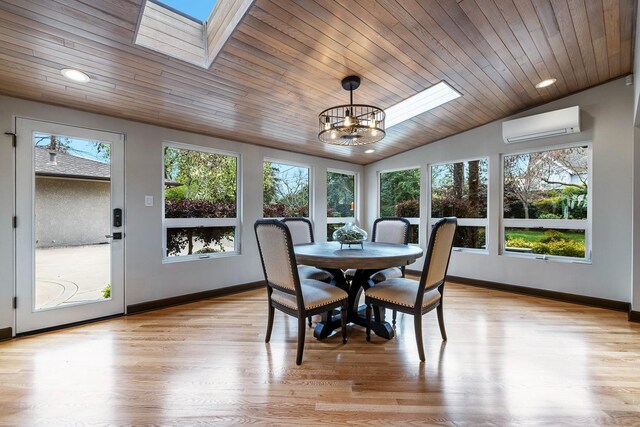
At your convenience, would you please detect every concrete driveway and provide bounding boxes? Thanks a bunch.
[35,244,110,310]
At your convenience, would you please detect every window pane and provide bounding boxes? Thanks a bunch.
[431,159,487,218]
[263,162,309,217]
[166,226,236,257]
[327,223,345,241]
[504,228,585,258]
[379,169,420,217]
[327,172,355,217]
[453,226,486,249]
[409,224,419,244]
[164,147,237,218]
[503,147,588,219]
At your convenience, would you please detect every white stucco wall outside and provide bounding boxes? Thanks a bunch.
[35,177,110,248]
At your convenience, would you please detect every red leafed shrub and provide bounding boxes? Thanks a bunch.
[263,204,309,218]
[165,199,236,219]
[394,199,419,218]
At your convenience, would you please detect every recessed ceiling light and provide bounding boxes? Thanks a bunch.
[365,149,375,154]
[60,68,90,83]
[385,82,461,128]
[535,78,556,88]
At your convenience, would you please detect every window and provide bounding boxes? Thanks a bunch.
[502,145,590,260]
[163,143,239,260]
[263,161,310,218]
[430,159,488,251]
[327,170,356,241]
[379,168,420,244]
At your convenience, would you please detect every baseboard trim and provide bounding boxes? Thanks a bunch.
[127,281,264,315]
[444,274,630,313]
[0,327,12,341]
[629,310,640,323]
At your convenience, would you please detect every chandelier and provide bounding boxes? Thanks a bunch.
[318,76,385,146]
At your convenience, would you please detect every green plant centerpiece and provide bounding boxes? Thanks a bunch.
[333,222,368,249]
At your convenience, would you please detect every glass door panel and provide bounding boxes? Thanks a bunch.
[16,119,124,333]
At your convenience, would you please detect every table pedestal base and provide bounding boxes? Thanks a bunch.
[312,268,395,340]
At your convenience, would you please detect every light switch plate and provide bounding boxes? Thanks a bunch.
[144,195,153,207]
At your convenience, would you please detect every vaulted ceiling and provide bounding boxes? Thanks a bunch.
[0,0,635,164]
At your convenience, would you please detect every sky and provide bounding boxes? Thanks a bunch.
[156,0,218,21]
[34,134,109,163]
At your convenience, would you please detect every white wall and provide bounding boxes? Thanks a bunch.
[633,128,640,312]
[631,3,640,314]
[0,95,363,333]
[364,78,634,303]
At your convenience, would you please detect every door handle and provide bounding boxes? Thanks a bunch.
[105,234,113,238]
[105,233,123,240]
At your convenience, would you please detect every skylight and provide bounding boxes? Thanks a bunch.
[385,82,461,128]
[155,0,218,22]
[136,0,253,68]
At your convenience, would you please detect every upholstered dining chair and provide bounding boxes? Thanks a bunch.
[345,217,410,282]
[365,217,457,362]
[282,217,334,327]
[255,219,348,365]
[281,217,332,281]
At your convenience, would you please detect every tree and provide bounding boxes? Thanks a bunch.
[164,147,236,205]
[380,169,420,217]
[263,162,279,205]
[33,135,110,162]
[327,172,355,217]
[503,147,588,219]
[503,153,543,219]
[263,163,309,217]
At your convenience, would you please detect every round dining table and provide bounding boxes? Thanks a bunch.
[294,241,423,340]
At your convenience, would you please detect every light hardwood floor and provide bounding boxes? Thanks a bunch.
[1,282,639,426]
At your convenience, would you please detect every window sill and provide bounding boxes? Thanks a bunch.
[501,252,592,265]
[452,248,489,255]
[162,251,240,264]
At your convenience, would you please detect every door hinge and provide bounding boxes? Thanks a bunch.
[12,297,17,309]
[12,216,16,228]
[5,132,16,147]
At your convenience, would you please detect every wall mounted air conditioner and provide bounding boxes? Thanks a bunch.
[502,106,580,144]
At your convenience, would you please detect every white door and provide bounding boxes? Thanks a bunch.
[15,118,125,333]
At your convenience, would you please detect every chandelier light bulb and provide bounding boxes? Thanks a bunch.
[324,115,332,130]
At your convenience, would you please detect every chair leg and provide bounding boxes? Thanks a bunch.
[414,314,425,362]
[392,310,397,325]
[436,303,447,341]
[265,304,274,343]
[296,316,306,366]
[340,302,347,344]
[365,302,372,342]
[308,316,312,327]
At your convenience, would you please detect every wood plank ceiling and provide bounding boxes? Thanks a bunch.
[0,0,635,164]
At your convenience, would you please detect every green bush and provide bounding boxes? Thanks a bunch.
[538,213,561,219]
[505,238,530,247]
[539,230,565,243]
[532,240,584,258]
[505,233,585,257]
[101,283,111,299]
[165,186,187,201]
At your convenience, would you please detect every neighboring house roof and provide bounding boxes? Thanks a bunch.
[35,147,110,180]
